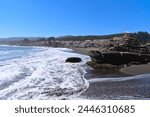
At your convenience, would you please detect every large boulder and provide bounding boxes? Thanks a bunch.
[65,57,82,63]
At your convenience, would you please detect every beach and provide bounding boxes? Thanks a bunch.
[72,47,150,76]
[120,64,150,75]
[72,47,150,100]
[80,75,150,99]
[0,45,150,100]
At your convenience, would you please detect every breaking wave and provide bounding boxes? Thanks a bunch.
[0,46,90,100]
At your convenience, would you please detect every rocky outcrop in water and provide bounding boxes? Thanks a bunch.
[65,57,82,63]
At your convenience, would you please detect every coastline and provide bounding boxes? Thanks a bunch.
[71,47,150,100]
[72,47,150,76]
[71,47,129,79]
[1,45,150,99]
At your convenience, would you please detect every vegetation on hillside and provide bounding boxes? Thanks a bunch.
[47,31,150,44]
[0,31,150,45]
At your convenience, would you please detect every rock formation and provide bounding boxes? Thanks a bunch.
[65,57,82,63]
[88,34,150,70]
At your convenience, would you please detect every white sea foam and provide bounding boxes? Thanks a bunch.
[0,47,91,100]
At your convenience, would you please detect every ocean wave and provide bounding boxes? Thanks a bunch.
[0,47,90,100]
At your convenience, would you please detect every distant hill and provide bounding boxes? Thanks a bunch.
[56,33,124,41]
[55,31,150,43]
[0,31,150,44]
[0,37,45,41]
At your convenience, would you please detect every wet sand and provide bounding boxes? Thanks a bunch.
[80,77,150,100]
[84,68,130,79]
[81,68,150,99]
[72,47,150,100]
[120,64,150,75]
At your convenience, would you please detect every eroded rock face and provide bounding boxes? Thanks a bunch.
[88,35,150,69]
[65,57,82,63]
[90,36,150,65]
[90,51,150,65]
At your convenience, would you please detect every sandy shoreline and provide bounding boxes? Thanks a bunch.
[72,47,150,99]
[72,47,150,76]
[120,64,150,75]
[80,76,150,99]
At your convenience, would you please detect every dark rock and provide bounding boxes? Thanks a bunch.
[93,64,119,71]
[86,61,121,71]
[90,51,150,65]
[65,57,82,63]
[89,35,150,66]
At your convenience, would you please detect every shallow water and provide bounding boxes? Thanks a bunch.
[0,45,90,100]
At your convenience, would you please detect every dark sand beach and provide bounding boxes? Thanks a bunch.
[80,77,150,99]
[120,64,150,75]
[73,47,150,100]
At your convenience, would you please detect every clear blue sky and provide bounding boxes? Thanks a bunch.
[0,0,150,38]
